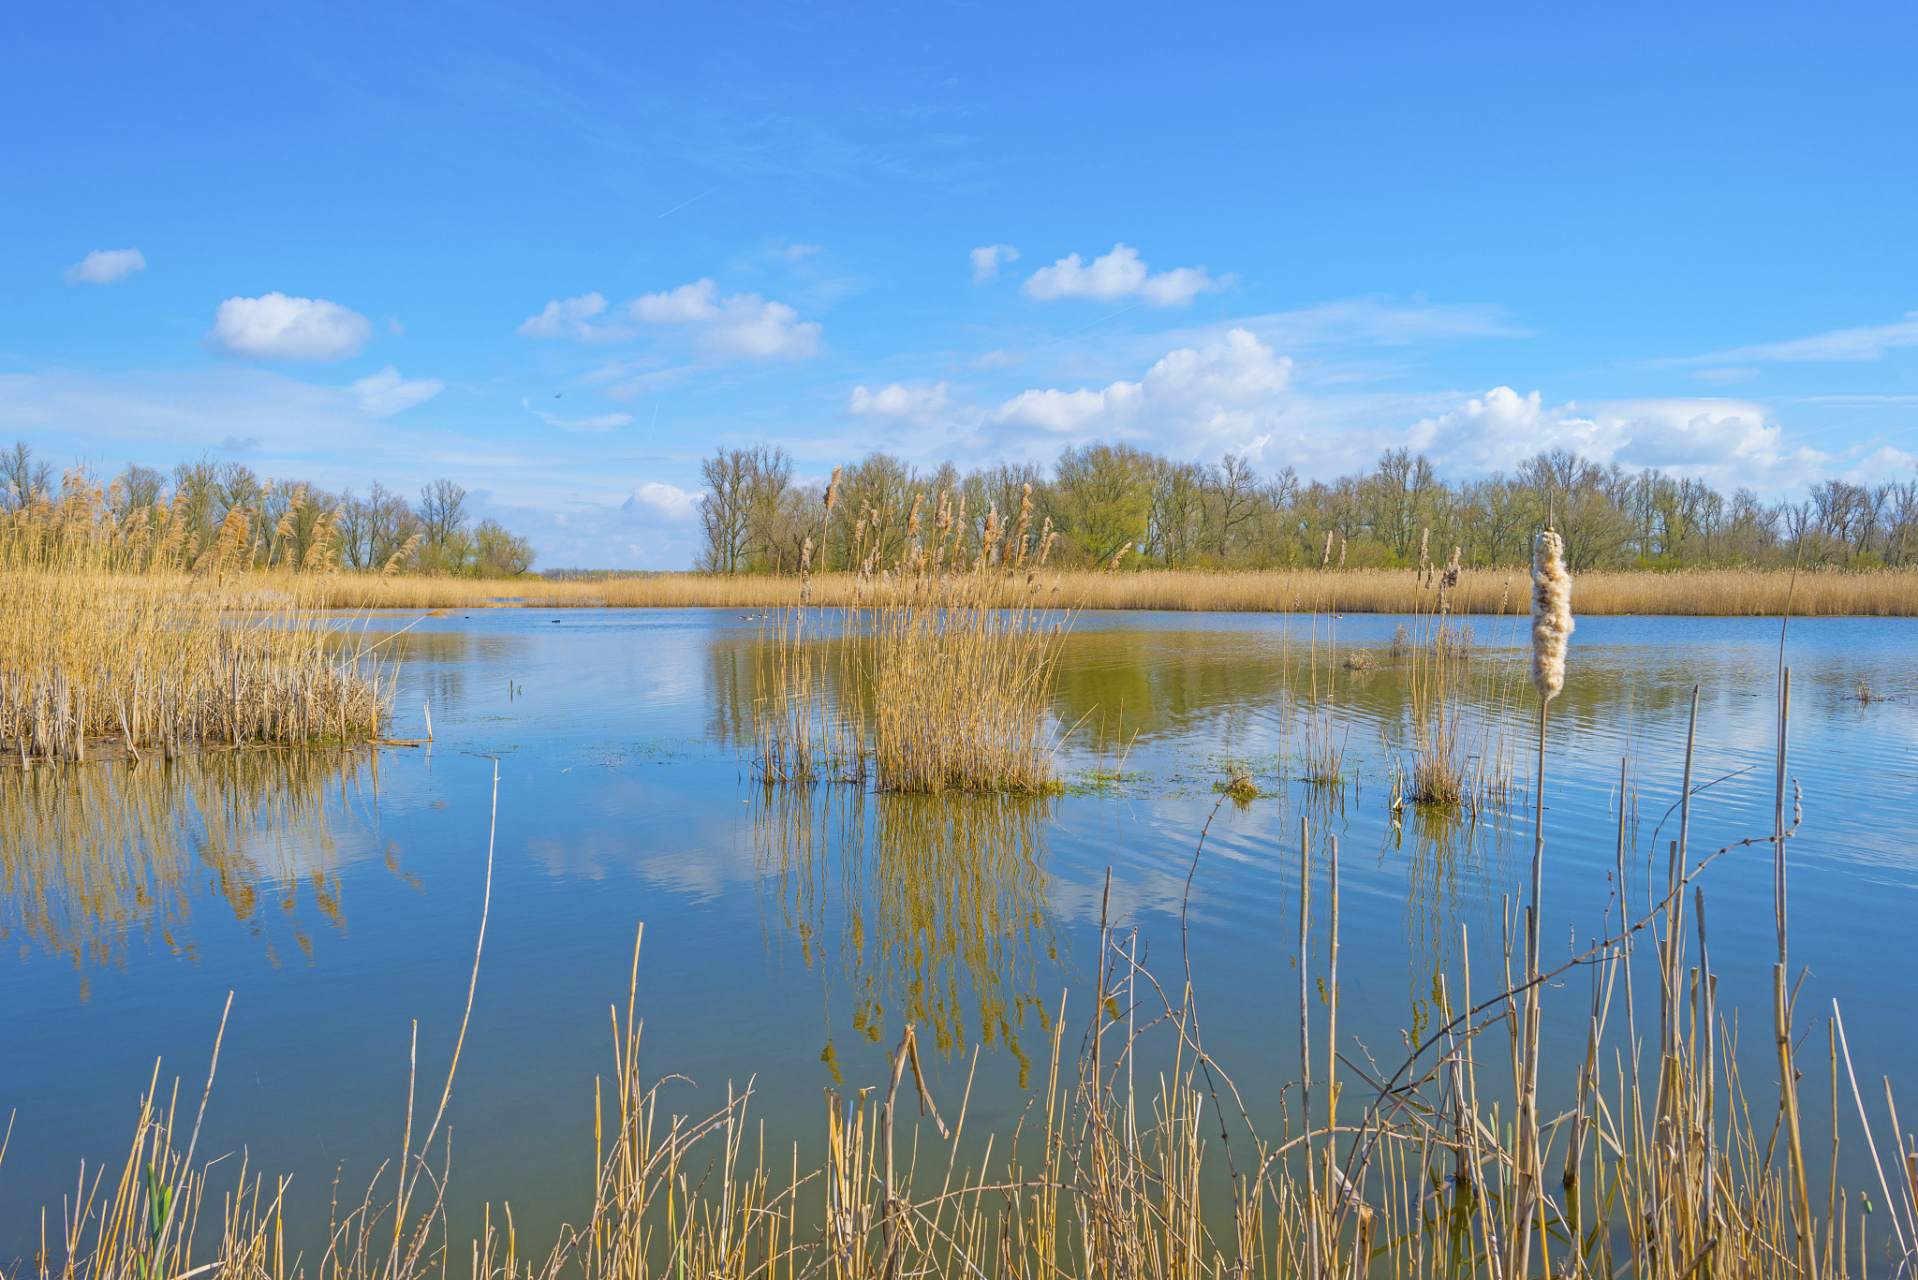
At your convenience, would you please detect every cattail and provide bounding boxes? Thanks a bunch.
[906,492,924,540]
[824,466,842,513]
[1418,528,1429,569]
[1320,530,1334,568]
[1530,528,1573,702]
[1338,539,1347,569]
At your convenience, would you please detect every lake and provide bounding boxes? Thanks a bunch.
[3,607,1914,1262]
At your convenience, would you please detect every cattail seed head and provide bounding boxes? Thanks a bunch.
[1530,528,1573,702]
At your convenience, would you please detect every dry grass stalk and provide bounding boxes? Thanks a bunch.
[25,743,1903,1280]
[753,489,1069,794]
[2,484,391,760]
[292,565,1918,616]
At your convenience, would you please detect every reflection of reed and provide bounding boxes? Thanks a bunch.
[1391,799,1513,1043]
[0,751,376,975]
[755,787,1054,1069]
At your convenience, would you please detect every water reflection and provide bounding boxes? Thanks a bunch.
[754,787,1057,1072]
[0,750,383,981]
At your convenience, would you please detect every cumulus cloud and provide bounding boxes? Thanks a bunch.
[65,249,145,285]
[622,482,702,522]
[518,293,615,340]
[1022,244,1228,307]
[206,293,372,361]
[969,244,1019,281]
[847,381,952,426]
[1671,312,1918,365]
[632,278,824,359]
[519,280,822,360]
[993,328,1290,444]
[1405,390,1819,489]
[350,366,443,416]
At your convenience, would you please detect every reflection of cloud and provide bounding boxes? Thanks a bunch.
[0,751,384,971]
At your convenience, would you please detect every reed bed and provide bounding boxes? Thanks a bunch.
[11,532,1912,1280]
[307,565,1918,616]
[22,718,1909,1280]
[1,486,393,762]
[1399,544,1525,807]
[752,486,1069,793]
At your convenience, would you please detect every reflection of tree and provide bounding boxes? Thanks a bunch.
[0,751,382,981]
[755,787,1055,1074]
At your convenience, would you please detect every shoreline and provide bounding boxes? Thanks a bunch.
[308,565,1918,617]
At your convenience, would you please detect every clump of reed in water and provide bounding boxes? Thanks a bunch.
[754,484,1068,794]
[1,472,392,762]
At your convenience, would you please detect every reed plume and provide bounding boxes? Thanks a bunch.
[1530,527,1572,702]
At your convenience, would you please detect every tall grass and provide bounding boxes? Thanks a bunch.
[21,698,1908,1280]
[307,565,1918,616]
[1,478,393,761]
[1399,548,1525,807]
[752,488,1069,793]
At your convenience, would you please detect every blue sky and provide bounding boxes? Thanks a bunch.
[4,0,1916,567]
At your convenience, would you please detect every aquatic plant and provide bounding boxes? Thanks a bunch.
[0,475,392,760]
[28,673,1908,1280]
[752,485,1068,794]
[302,564,1918,616]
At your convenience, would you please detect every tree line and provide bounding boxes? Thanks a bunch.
[1,442,536,577]
[697,442,1918,574]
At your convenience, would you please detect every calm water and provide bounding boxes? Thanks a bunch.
[3,608,1914,1259]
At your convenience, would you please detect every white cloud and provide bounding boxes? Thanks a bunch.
[207,293,372,361]
[521,280,822,360]
[64,249,145,285]
[993,328,1289,444]
[970,348,1023,370]
[784,243,824,260]
[526,400,633,433]
[632,278,823,360]
[1022,244,1228,307]
[633,280,721,323]
[351,366,443,416]
[847,381,952,426]
[1671,312,1918,364]
[518,293,615,340]
[622,482,702,522]
[1405,390,1820,490]
[969,244,1019,281]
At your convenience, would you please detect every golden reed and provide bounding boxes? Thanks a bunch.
[310,565,1918,616]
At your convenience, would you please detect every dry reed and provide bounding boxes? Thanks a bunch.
[2,483,392,761]
[305,565,1918,616]
[752,488,1068,794]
